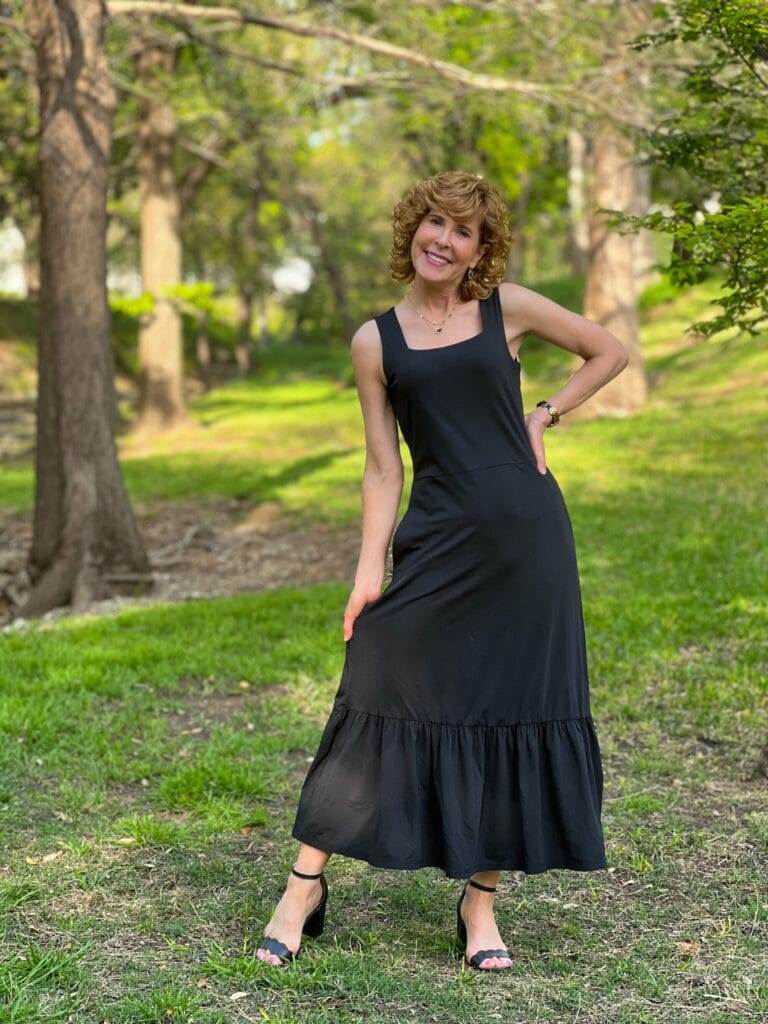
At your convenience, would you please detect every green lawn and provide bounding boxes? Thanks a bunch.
[0,281,766,1022]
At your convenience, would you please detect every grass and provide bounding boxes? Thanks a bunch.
[0,278,766,1021]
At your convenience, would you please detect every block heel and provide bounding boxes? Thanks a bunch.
[456,878,512,971]
[300,875,328,938]
[258,866,329,967]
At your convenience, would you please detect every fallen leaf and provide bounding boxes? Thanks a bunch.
[676,941,702,957]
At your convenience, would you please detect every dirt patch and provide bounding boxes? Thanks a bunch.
[0,498,367,627]
[161,684,288,740]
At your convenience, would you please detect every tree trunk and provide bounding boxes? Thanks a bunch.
[195,313,211,391]
[631,160,659,293]
[506,178,529,282]
[22,0,150,619]
[301,195,356,343]
[134,44,186,433]
[567,129,589,277]
[235,288,254,375]
[578,122,648,417]
[256,292,269,352]
[20,217,41,297]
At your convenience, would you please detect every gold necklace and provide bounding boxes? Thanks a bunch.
[406,289,459,334]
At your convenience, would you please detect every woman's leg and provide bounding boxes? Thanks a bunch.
[459,869,513,969]
[255,843,331,965]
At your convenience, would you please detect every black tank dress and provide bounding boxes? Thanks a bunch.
[291,285,607,879]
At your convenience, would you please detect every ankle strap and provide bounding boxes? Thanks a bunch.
[467,878,497,893]
[291,866,323,880]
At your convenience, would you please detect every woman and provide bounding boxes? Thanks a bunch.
[256,170,628,971]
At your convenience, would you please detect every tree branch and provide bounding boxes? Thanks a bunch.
[106,2,649,127]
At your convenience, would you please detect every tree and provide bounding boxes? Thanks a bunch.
[104,2,653,411]
[582,120,649,415]
[134,40,187,432]
[21,0,149,618]
[577,4,656,417]
[619,0,768,336]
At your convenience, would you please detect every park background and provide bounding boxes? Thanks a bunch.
[0,1,766,1022]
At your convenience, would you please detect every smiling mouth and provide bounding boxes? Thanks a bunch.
[425,251,451,265]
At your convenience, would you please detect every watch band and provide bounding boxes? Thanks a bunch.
[536,400,560,426]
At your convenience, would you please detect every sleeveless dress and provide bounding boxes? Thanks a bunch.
[291,285,608,879]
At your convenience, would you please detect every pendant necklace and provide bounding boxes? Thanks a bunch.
[406,289,458,334]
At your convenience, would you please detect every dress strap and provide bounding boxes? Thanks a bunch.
[487,285,519,365]
[373,308,401,386]
[486,285,505,335]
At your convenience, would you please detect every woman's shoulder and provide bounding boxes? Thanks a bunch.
[349,317,389,367]
[497,280,540,312]
[498,281,574,326]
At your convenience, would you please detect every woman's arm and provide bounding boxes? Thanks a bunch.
[499,282,630,473]
[344,319,404,640]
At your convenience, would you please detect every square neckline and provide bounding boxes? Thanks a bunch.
[391,294,487,353]
[390,290,520,364]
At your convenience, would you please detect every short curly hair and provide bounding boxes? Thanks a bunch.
[388,170,513,302]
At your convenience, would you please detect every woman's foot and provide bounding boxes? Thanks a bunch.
[255,871,325,966]
[459,882,513,970]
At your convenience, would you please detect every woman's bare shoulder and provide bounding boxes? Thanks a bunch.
[351,318,382,348]
[497,281,546,316]
[349,319,388,385]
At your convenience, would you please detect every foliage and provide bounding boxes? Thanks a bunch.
[170,281,218,318]
[0,4,37,243]
[622,0,768,336]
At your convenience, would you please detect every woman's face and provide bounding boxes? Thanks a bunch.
[410,207,486,287]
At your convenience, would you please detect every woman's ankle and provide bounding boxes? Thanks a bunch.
[469,870,500,889]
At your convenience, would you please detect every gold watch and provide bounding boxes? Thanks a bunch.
[536,400,560,426]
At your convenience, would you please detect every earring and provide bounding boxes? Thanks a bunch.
[467,268,475,280]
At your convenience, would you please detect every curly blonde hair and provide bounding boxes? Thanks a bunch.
[388,170,513,302]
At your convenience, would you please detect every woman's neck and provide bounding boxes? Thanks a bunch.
[407,281,463,318]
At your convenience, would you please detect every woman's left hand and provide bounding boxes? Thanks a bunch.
[524,407,552,475]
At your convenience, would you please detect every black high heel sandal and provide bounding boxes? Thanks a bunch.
[456,878,512,971]
[258,866,329,966]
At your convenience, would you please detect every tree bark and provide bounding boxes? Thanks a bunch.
[578,122,648,417]
[134,44,186,433]
[22,0,150,618]
[567,129,589,277]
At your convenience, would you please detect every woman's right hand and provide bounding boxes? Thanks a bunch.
[524,406,552,475]
[343,583,383,641]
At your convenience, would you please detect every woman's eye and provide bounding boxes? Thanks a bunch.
[429,216,469,237]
